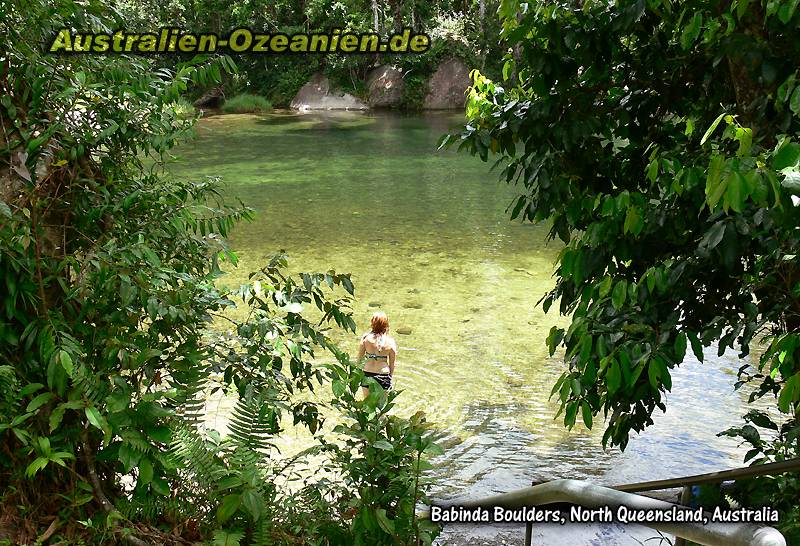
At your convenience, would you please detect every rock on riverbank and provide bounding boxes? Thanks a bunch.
[290,73,368,110]
[367,65,405,108]
[290,58,473,111]
[423,58,472,110]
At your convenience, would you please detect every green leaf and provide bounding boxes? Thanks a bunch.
[702,221,726,250]
[680,12,703,50]
[611,281,626,310]
[736,0,752,19]
[674,332,687,361]
[217,494,242,523]
[49,404,66,432]
[735,127,752,157]
[241,489,263,520]
[598,276,613,298]
[212,530,244,546]
[773,141,800,170]
[623,206,643,236]
[145,425,171,443]
[581,402,593,430]
[564,402,577,427]
[778,374,800,412]
[688,332,704,362]
[26,392,54,413]
[546,327,565,356]
[85,406,112,445]
[791,85,800,115]
[647,360,661,389]
[26,457,50,478]
[373,440,394,450]
[138,458,154,485]
[19,383,44,397]
[375,508,396,534]
[779,0,800,23]
[726,172,747,212]
[151,476,169,496]
[701,113,726,145]
[607,360,621,394]
[646,159,659,182]
[58,350,74,377]
[118,443,141,473]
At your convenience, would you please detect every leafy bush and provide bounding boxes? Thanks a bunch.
[449,0,800,451]
[169,97,198,118]
[325,357,442,546]
[0,1,438,544]
[222,94,273,114]
[690,412,800,542]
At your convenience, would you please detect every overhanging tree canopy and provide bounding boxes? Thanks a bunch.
[449,0,800,449]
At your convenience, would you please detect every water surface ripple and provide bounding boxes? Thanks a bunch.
[173,111,764,544]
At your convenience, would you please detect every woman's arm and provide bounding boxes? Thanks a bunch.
[388,340,397,375]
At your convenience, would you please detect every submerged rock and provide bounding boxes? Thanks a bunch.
[403,301,424,309]
[396,327,413,335]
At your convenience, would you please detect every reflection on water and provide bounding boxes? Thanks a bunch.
[171,111,764,535]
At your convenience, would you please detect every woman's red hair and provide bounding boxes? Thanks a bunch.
[370,311,389,334]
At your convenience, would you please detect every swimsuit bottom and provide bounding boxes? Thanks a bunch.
[362,371,392,391]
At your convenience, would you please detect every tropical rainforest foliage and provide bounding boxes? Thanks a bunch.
[114,0,505,107]
[451,0,800,538]
[0,0,439,544]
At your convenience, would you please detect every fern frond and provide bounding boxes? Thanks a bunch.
[72,364,110,405]
[0,365,20,417]
[228,395,279,453]
[168,361,210,427]
[170,424,226,489]
[249,519,272,546]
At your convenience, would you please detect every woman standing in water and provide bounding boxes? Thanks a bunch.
[357,311,397,395]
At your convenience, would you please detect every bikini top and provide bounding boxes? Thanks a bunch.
[365,352,388,360]
[363,332,390,360]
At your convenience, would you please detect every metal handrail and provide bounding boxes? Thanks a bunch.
[608,458,800,493]
[424,479,787,546]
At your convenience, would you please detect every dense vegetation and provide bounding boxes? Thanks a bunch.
[451,0,800,539]
[0,1,440,544]
[113,0,505,107]
[221,94,273,114]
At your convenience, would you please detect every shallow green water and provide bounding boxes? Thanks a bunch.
[171,111,761,510]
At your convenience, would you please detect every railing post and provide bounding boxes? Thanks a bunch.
[674,485,693,546]
[525,521,532,546]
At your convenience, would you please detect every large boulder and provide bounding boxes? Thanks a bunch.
[366,65,404,108]
[423,58,472,110]
[290,73,367,110]
[193,86,224,109]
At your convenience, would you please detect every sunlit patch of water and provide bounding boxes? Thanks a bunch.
[172,111,772,543]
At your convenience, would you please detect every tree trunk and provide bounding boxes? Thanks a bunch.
[390,0,403,30]
[372,0,380,32]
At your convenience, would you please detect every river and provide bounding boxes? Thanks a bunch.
[171,111,763,544]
